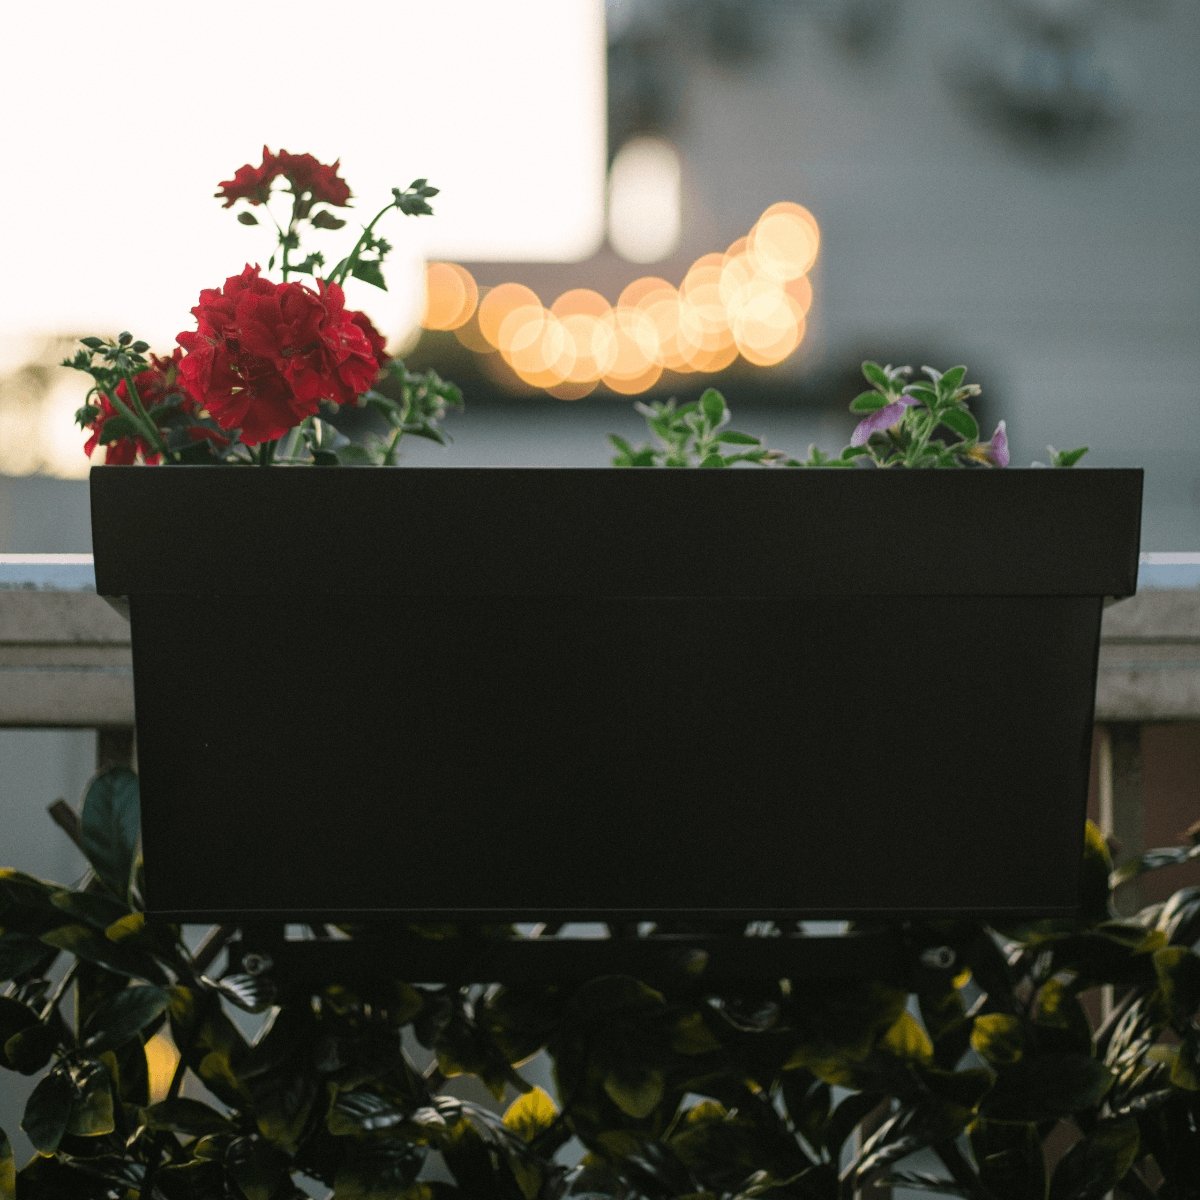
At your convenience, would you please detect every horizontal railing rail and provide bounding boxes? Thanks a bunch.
[3,552,1199,729]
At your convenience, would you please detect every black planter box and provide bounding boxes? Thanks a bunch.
[91,466,1142,923]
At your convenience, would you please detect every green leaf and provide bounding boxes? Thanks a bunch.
[96,415,138,444]
[1048,1116,1139,1200]
[503,1085,558,1141]
[698,452,726,469]
[903,383,938,406]
[1050,445,1089,468]
[65,1060,115,1137]
[141,1097,233,1136]
[699,388,726,428]
[1080,819,1113,922]
[83,985,168,1053]
[849,391,888,413]
[0,1128,13,1200]
[328,1091,409,1136]
[310,209,346,230]
[236,211,259,226]
[938,407,979,442]
[50,889,129,932]
[880,1011,933,1062]
[970,1118,1044,1200]
[40,924,166,984]
[0,996,39,1056]
[970,1013,1024,1066]
[226,1136,289,1200]
[350,259,387,290]
[862,361,890,390]
[982,1053,1113,1121]
[4,1022,58,1075]
[80,767,140,901]
[715,429,762,445]
[602,1068,664,1118]
[22,1066,74,1154]
[939,365,968,393]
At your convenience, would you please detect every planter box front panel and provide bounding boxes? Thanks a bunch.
[130,591,1102,921]
[93,466,1140,922]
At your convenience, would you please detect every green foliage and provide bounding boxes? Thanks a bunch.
[4,776,1200,1196]
[609,389,790,468]
[613,361,1089,471]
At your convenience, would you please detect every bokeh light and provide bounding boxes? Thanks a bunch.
[418,200,819,397]
[422,262,478,331]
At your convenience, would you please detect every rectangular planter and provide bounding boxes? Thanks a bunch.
[90,465,1143,923]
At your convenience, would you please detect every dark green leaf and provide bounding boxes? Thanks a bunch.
[939,365,968,392]
[938,407,979,442]
[884,1172,969,1196]
[716,430,761,445]
[983,1053,1113,1121]
[970,1117,1044,1200]
[849,391,888,413]
[329,1090,409,1135]
[40,924,166,984]
[310,209,346,230]
[96,416,138,444]
[226,1136,290,1200]
[334,1141,426,1199]
[49,889,129,931]
[861,361,890,390]
[236,211,259,226]
[904,384,938,406]
[699,388,726,428]
[0,1128,12,1200]
[79,767,140,900]
[22,1066,74,1154]
[350,259,387,290]
[83,985,168,1053]
[4,1022,58,1075]
[65,1059,114,1137]
[141,1097,233,1135]
[1048,1116,1139,1200]
[0,996,39,1053]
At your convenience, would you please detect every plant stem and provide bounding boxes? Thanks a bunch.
[327,197,398,287]
[40,961,79,1023]
[107,378,170,463]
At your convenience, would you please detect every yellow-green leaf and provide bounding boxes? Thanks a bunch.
[880,1011,933,1063]
[105,912,145,943]
[603,1069,664,1119]
[671,1011,722,1056]
[503,1085,558,1142]
[0,1127,15,1200]
[971,1013,1024,1066]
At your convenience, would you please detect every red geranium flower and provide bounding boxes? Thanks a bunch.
[349,311,390,371]
[216,147,351,209]
[83,349,194,465]
[176,265,382,444]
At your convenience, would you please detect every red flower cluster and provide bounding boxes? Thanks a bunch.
[83,350,192,465]
[176,265,388,444]
[216,147,351,209]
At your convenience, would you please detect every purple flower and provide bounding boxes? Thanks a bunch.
[989,420,1009,468]
[850,396,917,447]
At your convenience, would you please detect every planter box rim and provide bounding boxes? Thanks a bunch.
[91,465,1144,600]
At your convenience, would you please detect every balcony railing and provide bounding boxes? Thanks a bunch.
[3,550,1199,868]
